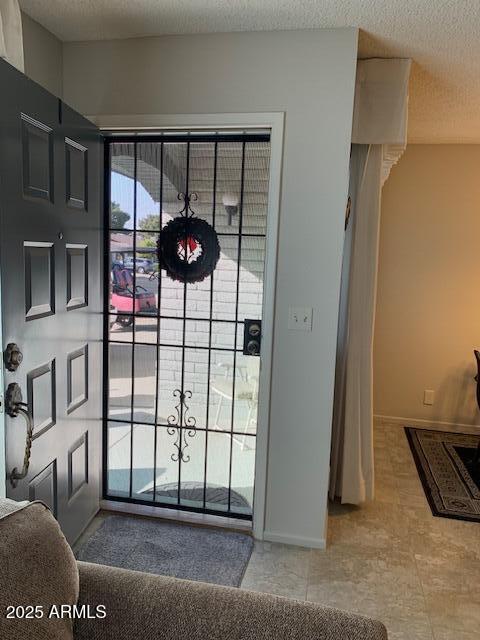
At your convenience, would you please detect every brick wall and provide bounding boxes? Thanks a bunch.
[109,140,270,436]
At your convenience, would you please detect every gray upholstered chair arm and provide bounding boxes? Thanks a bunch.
[75,561,387,640]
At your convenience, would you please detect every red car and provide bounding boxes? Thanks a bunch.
[110,262,157,327]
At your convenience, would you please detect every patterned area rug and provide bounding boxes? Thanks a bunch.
[405,427,480,522]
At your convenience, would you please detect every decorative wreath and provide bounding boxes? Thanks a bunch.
[158,216,220,284]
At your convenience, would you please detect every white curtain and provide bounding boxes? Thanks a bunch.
[0,0,24,72]
[329,59,411,504]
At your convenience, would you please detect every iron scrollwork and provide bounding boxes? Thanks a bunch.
[177,191,199,217]
[167,389,197,462]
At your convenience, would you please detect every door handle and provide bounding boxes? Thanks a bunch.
[6,383,34,488]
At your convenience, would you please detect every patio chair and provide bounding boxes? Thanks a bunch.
[210,358,259,449]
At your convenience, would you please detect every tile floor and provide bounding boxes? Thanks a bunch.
[241,422,480,640]
[78,422,479,640]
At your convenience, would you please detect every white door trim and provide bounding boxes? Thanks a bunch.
[92,112,284,539]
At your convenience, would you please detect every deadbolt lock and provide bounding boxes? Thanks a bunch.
[243,319,262,357]
[249,323,261,337]
[4,343,23,372]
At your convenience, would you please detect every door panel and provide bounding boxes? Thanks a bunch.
[21,113,54,201]
[67,345,89,414]
[0,58,102,543]
[24,242,56,320]
[27,359,56,438]
[28,461,57,515]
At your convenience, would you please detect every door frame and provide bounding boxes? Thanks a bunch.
[90,112,284,540]
[0,271,4,499]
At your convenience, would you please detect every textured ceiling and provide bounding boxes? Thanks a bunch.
[19,1,480,142]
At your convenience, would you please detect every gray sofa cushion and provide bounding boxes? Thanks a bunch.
[0,498,388,640]
[75,561,388,640]
[0,500,79,640]
[0,497,29,520]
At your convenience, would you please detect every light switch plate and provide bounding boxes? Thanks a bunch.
[288,306,313,331]
[423,389,435,406]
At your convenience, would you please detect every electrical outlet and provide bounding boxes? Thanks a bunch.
[288,306,313,331]
[423,389,435,406]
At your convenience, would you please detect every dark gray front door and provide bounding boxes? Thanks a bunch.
[0,58,102,543]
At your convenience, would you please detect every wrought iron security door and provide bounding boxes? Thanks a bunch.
[104,132,271,519]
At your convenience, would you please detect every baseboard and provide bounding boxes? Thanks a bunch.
[263,530,326,549]
[374,413,480,434]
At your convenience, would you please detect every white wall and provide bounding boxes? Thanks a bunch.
[21,12,63,97]
[62,28,358,547]
[375,145,480,429]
